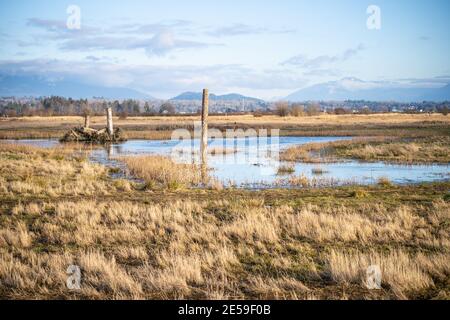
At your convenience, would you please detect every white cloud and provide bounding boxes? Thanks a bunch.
[59,30,214,56]
[207,23,294,37]
[25,18,218,56]
[23,17,293,56]
[281,44,366,69]
[0,59,307,99]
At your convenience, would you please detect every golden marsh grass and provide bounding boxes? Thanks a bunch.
[118,155,202,189]
[281,136,450,164]
[1,139,449,300]
[1,114,449,140]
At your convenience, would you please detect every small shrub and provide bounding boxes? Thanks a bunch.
[286,174,310,187]
[311,167,327,175]
[144,180,156,190]
[119,112,128,120]
[377,176,392,187]
[305,104,321,116]
[209,179,224,191]
[119,155,202,189]
[168,180,183,190]
[277,165,295,175]
[113,179,133,192]
[275,102,290,117]
[108,167,122,174]
[350,189,369,198]
[290,104,304,117]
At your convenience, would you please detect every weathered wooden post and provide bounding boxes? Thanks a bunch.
[84,114,90,128]
[106,107,114,136]
[201,89,209,163]
[200,89,209,183]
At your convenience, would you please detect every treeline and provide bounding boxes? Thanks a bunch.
[273,101,449,117]
[0,96,167,117]
[273,102,370,117]
[274,102,321,117]
[1,96,449,117]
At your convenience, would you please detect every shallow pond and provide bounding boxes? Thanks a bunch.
[5,137,449,188]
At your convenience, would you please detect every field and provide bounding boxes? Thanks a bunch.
[1,113,449,140]
[0,114,449,300]
[281,136,450,164]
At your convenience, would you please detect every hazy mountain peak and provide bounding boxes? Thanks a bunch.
[340,77,364,82]
[171,91,263,102]
[286,78,450,102]
[0,74,155,100]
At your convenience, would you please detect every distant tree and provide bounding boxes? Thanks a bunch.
[253,111,263,118]
[119,111,128,120]
[5,108,17,117]
[112,100,121,114]
[378,106,389,113]
[82,106,91,117]
[439,106,449,116]
[275,101,290,117]
[144,102,152,114]
[159,102,176,115]
[290,103,304,117]
[358,106,371,114]
[305,104,321,116]
[98,102,108,116]
[333,107,350,115]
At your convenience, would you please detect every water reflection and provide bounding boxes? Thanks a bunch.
[5,137,449,188]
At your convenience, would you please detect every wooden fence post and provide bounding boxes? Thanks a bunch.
[201,89,209,163]
[106,107,114,136]
[201,89,209,183]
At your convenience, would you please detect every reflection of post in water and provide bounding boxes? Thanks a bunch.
[201,88,209,183]
[106,143,113,158]
[201,159,208,184]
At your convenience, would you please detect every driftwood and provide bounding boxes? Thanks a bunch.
[60,126,127,143]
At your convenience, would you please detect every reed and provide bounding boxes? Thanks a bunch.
[276,164,295,175]
[118,155,203,189]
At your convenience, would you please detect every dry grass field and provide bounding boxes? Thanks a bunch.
[1,113,449,140]
[0,142,449,300]
[281,136,450,164]
[0,114,449,300]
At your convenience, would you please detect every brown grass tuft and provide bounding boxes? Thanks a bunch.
[119,155,202,189]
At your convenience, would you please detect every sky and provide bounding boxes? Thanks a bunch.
[0,0,449,99]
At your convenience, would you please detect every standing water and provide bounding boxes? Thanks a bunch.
[5,137,449,188]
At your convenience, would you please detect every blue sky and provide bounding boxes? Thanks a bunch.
[0,0,449,99]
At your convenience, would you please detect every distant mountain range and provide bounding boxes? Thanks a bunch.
[286,78,450,102]
[171,91,263,102]
[2,74,449,103]
[0,75,154,100]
